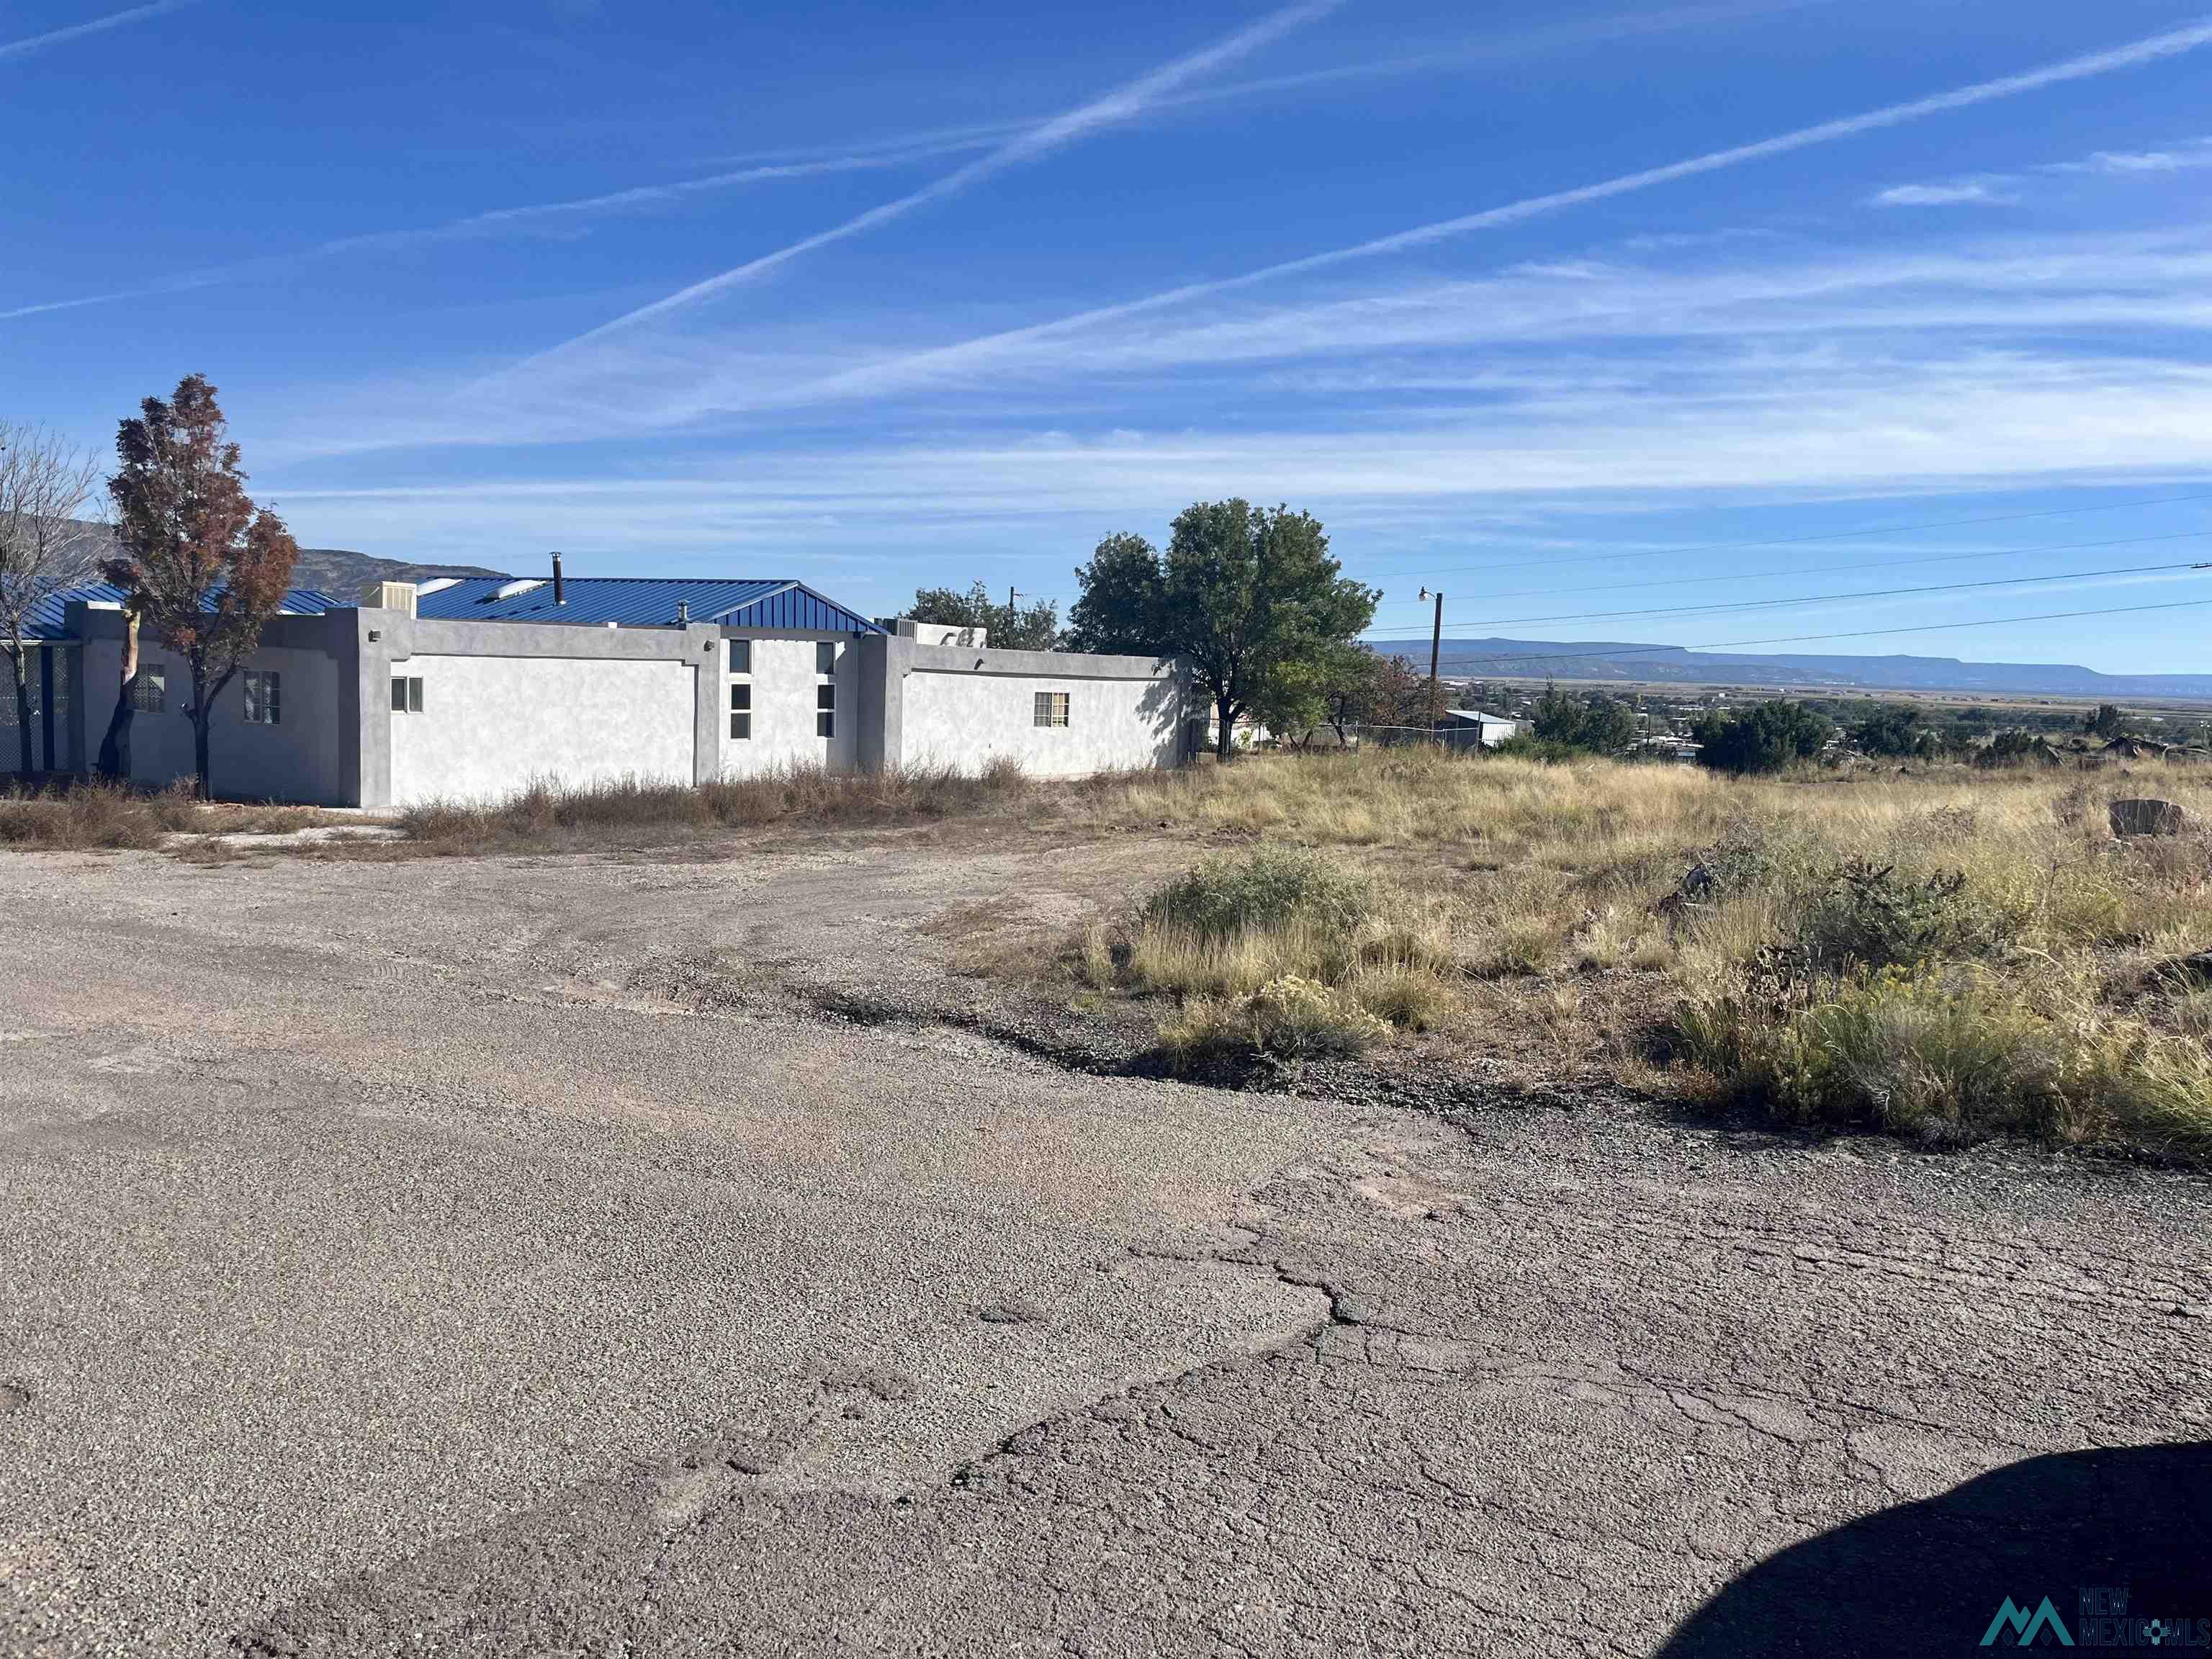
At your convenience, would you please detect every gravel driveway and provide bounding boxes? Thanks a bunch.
[2,835,2207,1655]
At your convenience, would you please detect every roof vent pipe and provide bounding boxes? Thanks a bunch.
[551,551,566,605]
[675,600,690,626]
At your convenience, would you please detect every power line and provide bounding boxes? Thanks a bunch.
[1360,593,2212,671]
[1353,487,2212,585]
[1439,559,2212,631]
[1363,529,2211,611]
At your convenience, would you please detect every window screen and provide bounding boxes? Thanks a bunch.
[132,666,167,714]
[816,641,837,675]
[1033,691,1069,727]
[816,711,835,738]
[243,670,282,726]
[728,639,751,674]
[0,663,35,721]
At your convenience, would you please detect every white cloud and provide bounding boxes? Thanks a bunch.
[1870,133,2212,210]
[2056,136,2212,174]
[260,345,2212,572]
[302,229,2212,446]
[1870,179,2020,207]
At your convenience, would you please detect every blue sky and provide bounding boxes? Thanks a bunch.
[6,0,2212,670]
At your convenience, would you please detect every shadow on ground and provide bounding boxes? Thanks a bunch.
[1660,1442,2212,1657]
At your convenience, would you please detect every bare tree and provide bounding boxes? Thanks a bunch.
[103,376,300,799]
[0,423,105,781]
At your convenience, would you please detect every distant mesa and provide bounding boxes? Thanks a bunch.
[285,547,507,593]
[1416,636,2212,701]
[55,520,505,597]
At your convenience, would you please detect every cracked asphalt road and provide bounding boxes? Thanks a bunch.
[1,834,2208,1656]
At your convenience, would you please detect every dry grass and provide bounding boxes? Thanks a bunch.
[0,781,166,850]
[1061,750,2212,1157]
[0,779,344,851]
[393,759,1030,853]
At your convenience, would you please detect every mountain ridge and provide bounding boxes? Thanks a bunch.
[1374,636,2212,700]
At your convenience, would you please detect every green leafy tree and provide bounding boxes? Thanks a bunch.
[102,375,301,799]
[1249,652,1331,748]
[906,579,1061,652]
[1690,699,1833,775]
[1067,502,1378,759]
[1320,646,1426,742]
[1851,704,1925,757]
[2085,702,2132,740]
[1529,683,1638,755]
[1064,532,1167,654]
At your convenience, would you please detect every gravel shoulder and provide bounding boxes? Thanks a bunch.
[1,832,2207,1655]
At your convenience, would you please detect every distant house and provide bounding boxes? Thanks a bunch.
[1439,709,1523,749]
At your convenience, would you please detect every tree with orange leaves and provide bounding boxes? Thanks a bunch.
[102,375,300,799]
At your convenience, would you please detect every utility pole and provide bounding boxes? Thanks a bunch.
[1419,587,1444,739]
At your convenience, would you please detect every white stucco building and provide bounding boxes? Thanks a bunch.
[19,571,1190,806]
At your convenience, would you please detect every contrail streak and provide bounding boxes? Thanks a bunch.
[788,14,2212,404]
[529,0,1347,354]
[0,0,194,63]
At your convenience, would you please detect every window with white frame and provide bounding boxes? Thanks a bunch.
[729,681,751,740]
[390,675,423,713]
[728,639,751,674]
[132,665,167,714]
[815,640,837,675]
[1033,691,1069,728]
[815,681,835,739]
[243,670,282,726]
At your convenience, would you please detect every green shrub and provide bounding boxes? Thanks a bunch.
[1789,860,2005,975]
[1141,845,1370,942]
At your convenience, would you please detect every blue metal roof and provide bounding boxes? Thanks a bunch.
[415,576,881,633]
[18,583,347,641]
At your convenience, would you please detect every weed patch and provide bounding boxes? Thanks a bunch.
[1141,845,1371,940]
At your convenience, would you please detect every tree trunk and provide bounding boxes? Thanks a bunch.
[190,659,212,799]
[9,645,32,783]
[96,613,139,781]
[1215,693,1236,760]
[96,692,135,781]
